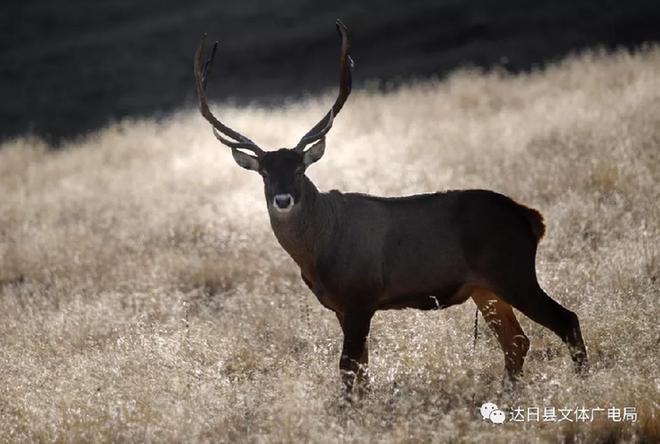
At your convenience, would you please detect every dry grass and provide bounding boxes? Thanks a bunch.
[1,46,659,443]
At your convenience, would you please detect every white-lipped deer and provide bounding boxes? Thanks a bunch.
[193,20,588,394]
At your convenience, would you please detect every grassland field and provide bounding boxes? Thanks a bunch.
[0,46,659,443]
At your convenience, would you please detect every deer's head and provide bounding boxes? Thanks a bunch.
[194,20,353,215]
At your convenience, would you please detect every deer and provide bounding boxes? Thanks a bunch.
[193,20,588,395]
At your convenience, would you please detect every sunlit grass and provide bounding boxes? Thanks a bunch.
[1,46,659,442]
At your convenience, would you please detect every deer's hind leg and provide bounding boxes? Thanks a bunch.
[472,288,530,381]
[470,231,588,375]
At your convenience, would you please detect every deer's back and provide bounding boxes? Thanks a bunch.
[316,189,543,310]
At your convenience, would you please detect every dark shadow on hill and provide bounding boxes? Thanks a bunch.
[1,0,659,145]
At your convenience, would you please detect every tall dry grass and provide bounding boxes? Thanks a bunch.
[1,47,659,443]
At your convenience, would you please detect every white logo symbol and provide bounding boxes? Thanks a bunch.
[481,402,506,424]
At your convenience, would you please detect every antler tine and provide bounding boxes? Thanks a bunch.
[194,35,265,156]
[294,19,353,152]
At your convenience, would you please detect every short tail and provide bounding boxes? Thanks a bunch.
[522,206,546,241]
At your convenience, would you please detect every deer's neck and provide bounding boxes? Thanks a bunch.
[267,177,336,276]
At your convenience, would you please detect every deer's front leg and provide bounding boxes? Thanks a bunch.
[336,309,372,395]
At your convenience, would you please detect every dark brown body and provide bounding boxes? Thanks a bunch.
[276,186,541,313]
[269,177,588,390]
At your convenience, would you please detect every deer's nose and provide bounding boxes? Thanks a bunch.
[273,193,294,211]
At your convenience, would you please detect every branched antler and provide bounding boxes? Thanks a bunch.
[293,19,354,152]
[193,36,265,156]
[194,20,353,155]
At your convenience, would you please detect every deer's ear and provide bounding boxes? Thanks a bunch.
[303,138,326,166]
[231,149,260,171]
